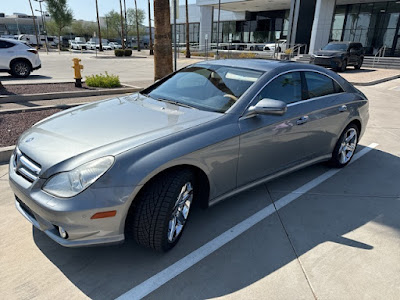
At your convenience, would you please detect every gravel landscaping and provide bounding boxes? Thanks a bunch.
[0,109,62,147]
[0,83,97,95]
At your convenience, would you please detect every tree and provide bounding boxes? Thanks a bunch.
[28,0,39,49]
[126,8,145,36]
[185,0,190,58]
[104,10,121,39]
[119,0,125,49]
[134,0,140,51]
[95,0,103,51]
[154,0,172,81]
[45,0,73,51]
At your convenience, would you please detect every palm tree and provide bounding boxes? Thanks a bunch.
[185,0,190,58]
[119,0,125,49]
[28,0,40,49]
[95,0,103,51]
[153,0,173,80]
[134,0,141,51]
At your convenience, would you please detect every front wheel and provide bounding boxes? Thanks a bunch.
[330,124,359,168]
[339,59,347,72]
[354,58,363,69]
[128,169,195,252]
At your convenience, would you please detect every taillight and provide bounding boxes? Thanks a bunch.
[27,49,38,54]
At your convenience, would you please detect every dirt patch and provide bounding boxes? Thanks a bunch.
[0,83,97,96]
[0,109,62,147]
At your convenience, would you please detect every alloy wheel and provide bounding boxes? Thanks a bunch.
[338,128,357,164]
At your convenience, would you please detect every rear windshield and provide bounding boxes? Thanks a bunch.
[323,43,348,51]
[144,65,264,113]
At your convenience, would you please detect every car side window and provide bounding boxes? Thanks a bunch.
[258,72,302,104]
[0,41,15,49]
[304,71,341,99]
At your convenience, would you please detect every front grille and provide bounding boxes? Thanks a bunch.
[314,57,332,66]
[13,147,41,183]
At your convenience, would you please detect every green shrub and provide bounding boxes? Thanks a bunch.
[124,49,132,56]
[85,72,121,88]
[115,49,124,57]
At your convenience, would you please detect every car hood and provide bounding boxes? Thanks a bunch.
[314,50,346,56]
[18,93,221,171]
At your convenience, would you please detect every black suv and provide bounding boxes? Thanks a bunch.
[310,42,364,72]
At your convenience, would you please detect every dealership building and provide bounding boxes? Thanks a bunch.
[173,0,400,56]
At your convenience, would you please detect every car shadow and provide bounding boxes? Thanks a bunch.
[33,146,400,299]
[0,75,53,81]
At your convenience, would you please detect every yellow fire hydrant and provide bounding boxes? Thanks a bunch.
[72,58,83,87]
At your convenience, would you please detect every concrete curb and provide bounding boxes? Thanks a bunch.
[0,146,14,164]
[0,86,141,104]
[0,102,86,115]
[350,74,400,86]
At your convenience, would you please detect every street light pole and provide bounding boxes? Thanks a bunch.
[34,0,48,54]
[148,0,153,55]
[217,0,221,57]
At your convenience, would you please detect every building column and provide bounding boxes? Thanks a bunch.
[199,6,213,51]
[309,0,336,54]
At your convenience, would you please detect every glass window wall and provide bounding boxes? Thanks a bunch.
[331,1,400,56]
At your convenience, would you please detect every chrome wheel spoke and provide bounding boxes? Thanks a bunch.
[167,181,194,243]
[345,130,356,142]
[338,128,358,164]
[168,216,177,242]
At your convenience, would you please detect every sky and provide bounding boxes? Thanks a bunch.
[2,0,196,25]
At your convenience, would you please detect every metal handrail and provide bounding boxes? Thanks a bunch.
[285,44,308,60]
[373,45,386,67]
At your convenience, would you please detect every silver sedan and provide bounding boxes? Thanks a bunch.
[9,59,369,251]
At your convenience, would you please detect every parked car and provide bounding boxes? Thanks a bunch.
[10,60,368,252]
[310,42,364,72]
[70,41,87,50]
[108,42,122,49]
[86,41,96,50]
[101,44,112,50]
[263,39,287,53]
[0,38,41,77]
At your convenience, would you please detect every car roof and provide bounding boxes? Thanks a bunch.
[194,59,320,73]
[0,37,19,44]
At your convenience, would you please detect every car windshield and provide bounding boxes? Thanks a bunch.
[322,43,348,51]
[144,65,263,113]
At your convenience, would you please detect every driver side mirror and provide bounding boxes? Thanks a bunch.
[247,98,287,117]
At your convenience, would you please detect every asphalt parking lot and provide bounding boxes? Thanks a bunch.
[1,78,400,300]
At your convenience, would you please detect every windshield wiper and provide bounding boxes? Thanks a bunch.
[157,98,197,109]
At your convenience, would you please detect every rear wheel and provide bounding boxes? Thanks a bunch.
[330,124,359,168]
[128,169,195,252]
[10,60,31,78]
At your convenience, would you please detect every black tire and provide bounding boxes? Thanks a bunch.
[10,60,31,78]
[329,124,359,168]
[339,59,347,72]
[127,169,195,252]
[250,46,254,51]
[354,57,363,70]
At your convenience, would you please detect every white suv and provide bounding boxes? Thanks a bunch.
[0,38,41,77]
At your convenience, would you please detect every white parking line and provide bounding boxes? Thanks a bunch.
[116,143,379,300]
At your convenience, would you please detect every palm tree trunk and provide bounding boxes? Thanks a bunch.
[95,0,103,51]
[28,0,40,50]
[154,0,173,81]
[185,0,190,58]
[119,0,125,49]
[134,0,141,51]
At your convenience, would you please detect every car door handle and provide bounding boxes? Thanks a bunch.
[339,105,347,112]
[296,116,309,125]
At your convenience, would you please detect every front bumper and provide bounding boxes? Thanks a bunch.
[310,56,344,68]
[9,154,135,247]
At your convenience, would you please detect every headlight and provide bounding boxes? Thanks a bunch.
[42,156,114,198]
